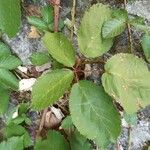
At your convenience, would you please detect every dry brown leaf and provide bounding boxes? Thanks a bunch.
[28,26,41,39]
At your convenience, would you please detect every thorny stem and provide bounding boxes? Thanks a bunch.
[71,0,76,40]
[124,0,133,53]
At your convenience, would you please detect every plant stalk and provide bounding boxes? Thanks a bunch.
[124,0,133,53]
[71,0,76,40]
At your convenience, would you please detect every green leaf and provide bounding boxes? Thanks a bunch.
[41,6,54,24]
[102,53,150,113]
[43,32,76,67]
[52,59,64,69]
[23,132,33,148]
[3,123,32,148]
[0,136,24,150]
[18,103,29,115]
[32,69,74,110]
[131,23,150,34]
[129,16,145,25]
[141,34,150,63]
[0,55,21,70]
[3,123,26,138]
[61,116,74,130]
[102,19,126,39]
[0,0,21,37]
[0,42,11,57]
[27,16,48,30]
[69,130,91,150]
[35,130,69,150]
[77,3,113,58]
[12,114,31,125]
[0,69,19,90]
[0,88,9,115]
[112,9,128,21]
[69,80,121,148]
[30,52,51,66]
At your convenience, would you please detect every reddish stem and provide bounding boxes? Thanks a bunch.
[49,0,60,32]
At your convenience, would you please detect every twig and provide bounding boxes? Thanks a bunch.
[54,0,60,32]
[36,108,48,138]
[124,0,133,53]
[71,0,76,40]
[49,0,60,32]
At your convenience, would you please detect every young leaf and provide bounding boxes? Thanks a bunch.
[0,55,21,70]
[3,123,32,148]
[30,52,51,66]
[131,23,150,34]
[0,88,9,115]
[112,9,128,21]
[0,0,21,37]
[0,136,24,150]
[61,116,74,130]
[41,6,54,24]
[43,32,76,67]
[0,69,19,90]
[18,103,30,115]
[32,69,74,110]
[3,123,27,138]
[27,16,48,30]
[35,130,69,150]
[0,42,11,57]
[77,3,113,58]
[69,80,121,148]
[129,16,145,25]
[141,34,150,63]
[102,53,150,113]
[69,130,91,150]
[102,19,126,39]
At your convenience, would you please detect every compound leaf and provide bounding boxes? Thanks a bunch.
[43,32,75,67]
[32,69,74,110]
[77,3,113,58]
[69,80,121,148]
[0,0,21,37]
[102,53,150,113]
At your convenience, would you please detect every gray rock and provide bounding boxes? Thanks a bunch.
[127,0,150,21]
[2,21,46,65]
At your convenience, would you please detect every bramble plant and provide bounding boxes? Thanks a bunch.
[0,1,150,150]
[0,42,21,115]
[29,3,150,149]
